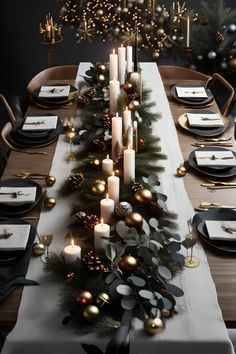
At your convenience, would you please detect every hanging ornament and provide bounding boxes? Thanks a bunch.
[125,212,143,229]
[207,51,217,60]
[134,188,153,204]
[97,64,106,73]
[123,82,133,94]
[83,305,100,322]
[74,211,99,230]
[118,255,138,272]
[44,197,56,209]
[229,57,236,71]
[91,179,106,196]
[95,293,110,307]
[146,202,165,218]
[32,242,46,256]
[215,31,224,43]
[228,24,236,33]
[45,175,56,187]
[144,317,164,335]
[69,173,85,191]
[76,290,93,306]
[65,272,75,284]
[176,165,187,177]
[128,100,140,111]
[90,158,101,168]
[115,201,133,218]
[82,250,108,272]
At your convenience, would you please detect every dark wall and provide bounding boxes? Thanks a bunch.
[0,0,235,101]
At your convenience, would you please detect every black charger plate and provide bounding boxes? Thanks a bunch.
[171,84,213,106]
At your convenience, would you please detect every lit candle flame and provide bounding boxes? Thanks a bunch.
[107,154,109,160]
[106,193,109,200]
[112,49,115,54]
[71,239,74,248]
[101,218,104,225]
[112,171,115,177]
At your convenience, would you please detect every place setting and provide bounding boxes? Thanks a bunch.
[0,178,43,217]
[9,113,63,147]
[171,84,213,107]
[31,83,78,108]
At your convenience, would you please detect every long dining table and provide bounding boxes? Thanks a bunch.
[0,62,235,353]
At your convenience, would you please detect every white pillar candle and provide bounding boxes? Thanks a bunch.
[123,146,135,184]
[108,172,120,205]
[109,79,120,115]
[100,193,115,224]
[126,46,133,73]
[64,239,81,265]
[127,126,133,149]
[186,15,190,47]
[118,44,126,85]
[133,120,138,152]
[102,154,113,175]
[109,49,118,81]
[130,72,140,86]
[111,113,123,159]
[123,106,132,133]
[94,219,110,250]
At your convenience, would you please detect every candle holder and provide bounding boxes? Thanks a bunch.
[182,46,192,67]
[39,13,63,67]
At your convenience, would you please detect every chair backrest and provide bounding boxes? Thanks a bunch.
[0,121,13,162]
[206,73,235,116]
[158,65,211,82]
[26,65,79,95]
[0,94,16,129]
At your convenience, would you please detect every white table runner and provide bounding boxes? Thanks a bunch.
[2,63,234,354]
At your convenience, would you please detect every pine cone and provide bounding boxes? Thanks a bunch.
[102,113,112,129]
[84,87,97,99]
[92,138,107,152]
[69,173,84,191]
[77,95,90,107]
[82,250,106,271]
[127,93,140,102]
[74,211,99,230]
[132,182,143,193]
[146,202,165,218]
[215,31,224,43]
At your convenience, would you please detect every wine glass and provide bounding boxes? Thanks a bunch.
[184,219,200,268]
[65,128,76,161]
[39,234,54,259]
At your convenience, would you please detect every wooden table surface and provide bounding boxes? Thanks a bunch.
[0,78,236,335]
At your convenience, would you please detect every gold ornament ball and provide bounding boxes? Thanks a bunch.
[176,166,187,177]
[125,212,143,229]
[138,138,145,151]
[44,197,56,209]
[134,188,153,204]
[122,7,129,13]
[144,317,164,335]
[97,74,105,84]
[91,180,106,196]
[83,305,100,322]
[161,308,171,318]
[90,158,101,167]
[97,64,106,73]
[157,28,165,36]
[66,128,76,142]
[76,290,93,306]
[153,51,160,59]
[229,57,236,70]
[128,100,140,111]
[96,8,104,16]
[119,255,138,272]
[123,82,133,94]
[95,292,110,307]
[45,175,56,187]
[32,242,46,256]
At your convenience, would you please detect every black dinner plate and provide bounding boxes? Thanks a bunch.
[0,218,36,263]
[31,83,77,106]
[188,147,236,178]
[10,114,63,147]
[0,179,42,217]
[193,208,236,253]
[171,84,213,106]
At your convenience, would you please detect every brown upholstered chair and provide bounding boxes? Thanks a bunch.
[158,65,211,82]
[26,65,79,95]
[206,73,235,116]
[0,94,16,126]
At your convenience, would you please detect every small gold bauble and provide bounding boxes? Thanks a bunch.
[97,74,105,84]
[76,291,93,306]
[95,292,110,307]
[176,166,187,177]
[90,158,101,167]
[97,64,106,73]
[122,6,129,13]
[125,212,143,229]
[32,242,46,255]
[66,128,76,142]
[91,180,106,196]
[45,175,56,187]
[96,8,104,16]
[83,305,100,322]
[138,138,146,151]
[161,308,171,318]
[144,317,164,335]
[44,197,56,209]
[153,51,160,59]
[229,57,236,70]
[128,100,140,111]
[157,28,165,36]
[134,188,153,204]
[122,82,133,94]
[119,255,138,272]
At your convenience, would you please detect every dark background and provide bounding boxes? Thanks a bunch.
[0,0,235,102]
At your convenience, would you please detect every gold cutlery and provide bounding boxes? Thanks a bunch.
[222,225,236,234]
[191,143,233,148]
[198,137,231,142]
[199,201,236,209]
[14,174,45,180]
[0,216,38,221]
[206,185,236,190]
[202,180,236,187]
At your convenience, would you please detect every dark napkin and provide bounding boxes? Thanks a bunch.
[0,222,38,303]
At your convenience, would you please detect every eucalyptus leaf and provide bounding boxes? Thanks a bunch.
[142,176,148,184]
[167,284,184,297]
[155,192,167,202]
[142,219,150,235]
[128,276,146,287]
[149,218,158,229]
[105,244,116,261]
[158,297,173,310]
[148,240,161,252]
[171,252,185,264]
[169,242,181,252]
[152,231,163,242]
[151,256,159,266]
[109,279,124,299]
[78,129,87,136]
[128,227,139,239]
[121,297,136,310]
[116,284,134,296]
[139,289,155,300]
[105,272,117,285]
[157,199,167,210]
[149,299,158,306]
[96,128,104,135]
[148,174,159,186]
[116,221,129,238]
[124,239,139,246]
[157,265,172,280]
[138,245,151,261]
[150,308,160,318]
[169,232,181,241]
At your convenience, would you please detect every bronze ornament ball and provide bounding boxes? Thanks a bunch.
[32,242,46,256]
[128,100,140,111]
[122,82,133,94]
[161,308,171,318]
[176,166,187,177]
[45,175,56,187]
[134,188,153,204]
[97,64,106,73]
[229,57,236,70]
[157,28,165,36]
[76,290,93,306]
[144,317,164,335]
[153,51,160,59]
[125,211,143,229]
[95,292,110,307]
[44,197,56,209]
[96,8,104,16]
[91,180,106,196]
[83,305,100,322]
[97,74,105,84]
[118,255,138,272]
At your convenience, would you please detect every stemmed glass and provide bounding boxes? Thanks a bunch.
[184,219,200,268]
[65,128,76,161]
[39,234,54,259]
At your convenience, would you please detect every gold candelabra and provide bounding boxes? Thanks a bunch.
[39,13,63,67]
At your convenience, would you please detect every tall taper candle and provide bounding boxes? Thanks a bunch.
[94,219,110,250]
[108,172,120,205]
[111,113,122,160]
[127,46,133,73]
[133,120,138,152]
[100,194,115,224]
[123,106,132,133]
[123,146,135,184]
[186,15,190,47]
[118,44,126,85]
[109,49,118,81]
[109,79,120,115]
[102,154,113,175]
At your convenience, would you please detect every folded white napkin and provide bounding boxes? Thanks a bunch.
[205,220,236,241]
[0,187,37,205]
[22,116,58,131]
[38,85,70,98]
[0,224,31,250]
[176,86,208,98]
[195,150,236,167]
[187,113,224,128]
